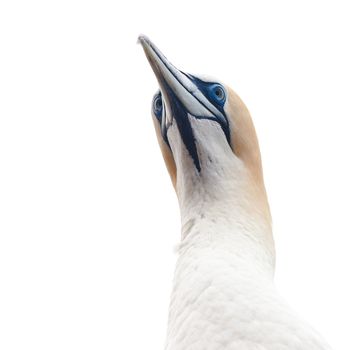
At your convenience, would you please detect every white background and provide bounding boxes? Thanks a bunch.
[0,1,349,349]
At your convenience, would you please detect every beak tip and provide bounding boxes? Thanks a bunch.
[137,34,150,46]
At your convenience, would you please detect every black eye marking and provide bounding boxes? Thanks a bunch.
[211,84,226,104]
[152,93,163,121]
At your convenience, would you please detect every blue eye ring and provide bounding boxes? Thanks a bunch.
[209,84,226,105]
[152,93,163,120]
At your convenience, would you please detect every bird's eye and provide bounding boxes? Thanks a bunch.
[210,84,226,105]
[153,94,163,120]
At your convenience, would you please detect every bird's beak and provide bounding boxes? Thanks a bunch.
[138,35,225,121]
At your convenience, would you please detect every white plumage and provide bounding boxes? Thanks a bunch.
[139,35,331,350]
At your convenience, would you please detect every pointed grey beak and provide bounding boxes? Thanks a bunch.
[138,35,225,121]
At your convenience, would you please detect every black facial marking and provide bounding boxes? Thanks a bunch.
[162,78,201,172]
[152,75,231,173]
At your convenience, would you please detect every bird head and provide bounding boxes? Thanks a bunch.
[139,35,271,229]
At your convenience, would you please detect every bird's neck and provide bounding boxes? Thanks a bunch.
[175,158,275,277]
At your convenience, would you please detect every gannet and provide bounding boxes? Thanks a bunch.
[138,35,332,350]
